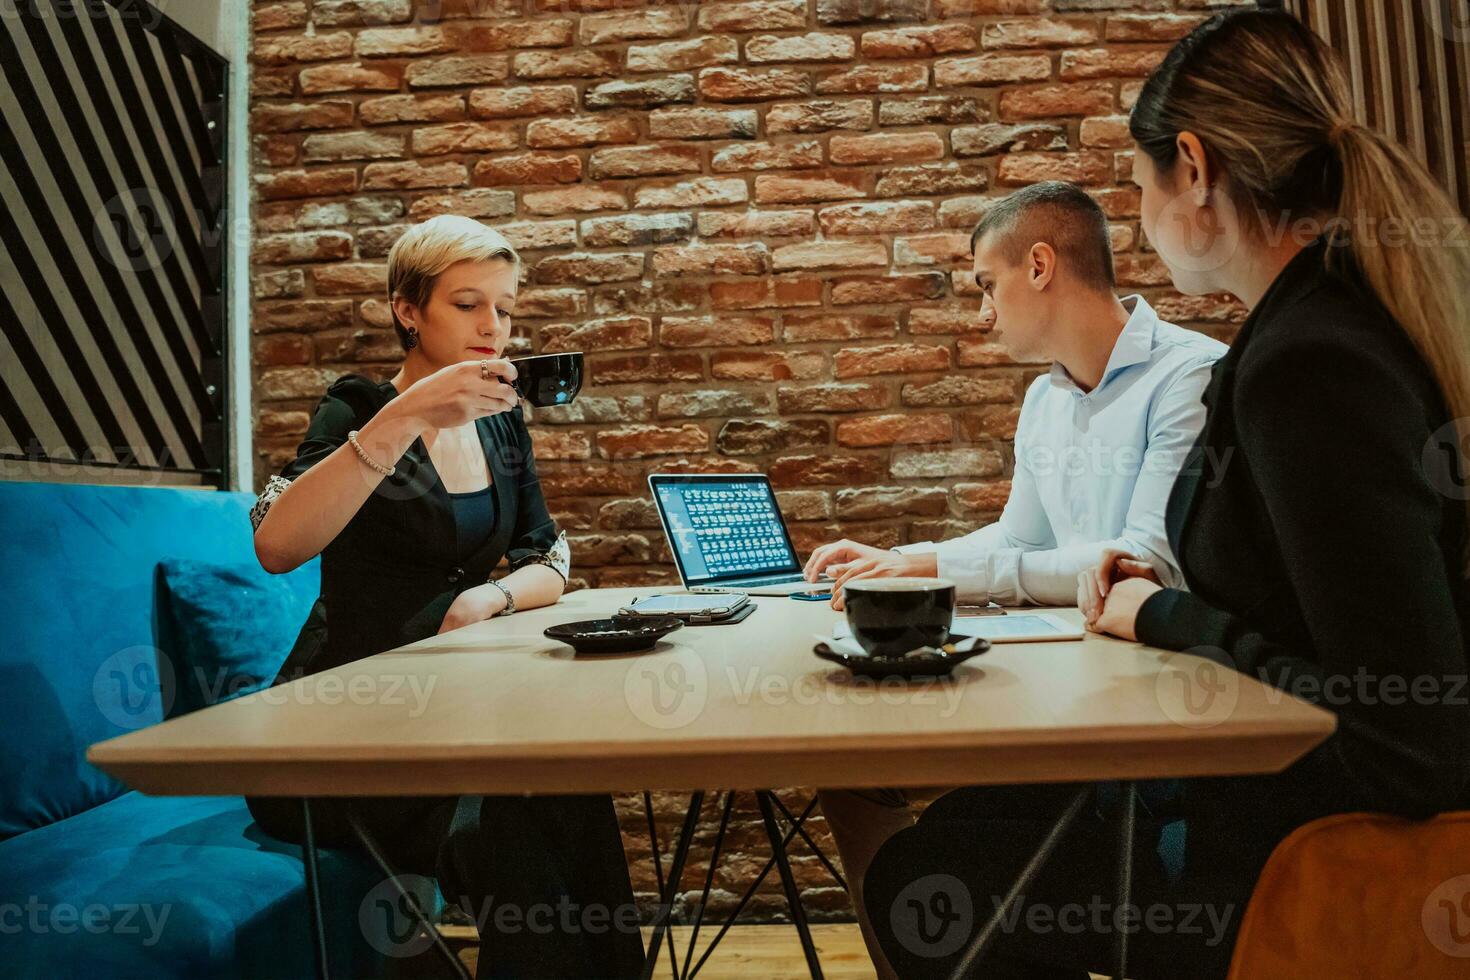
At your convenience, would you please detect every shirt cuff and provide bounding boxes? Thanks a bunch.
[932,538,994,604]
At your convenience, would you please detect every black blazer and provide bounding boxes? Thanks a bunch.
[1138,240,1470,819]
[269,374,562,678]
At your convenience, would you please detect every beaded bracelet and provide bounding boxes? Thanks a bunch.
[348,430,395,476]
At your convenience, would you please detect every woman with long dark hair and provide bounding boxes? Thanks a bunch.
[860,10,1470,978]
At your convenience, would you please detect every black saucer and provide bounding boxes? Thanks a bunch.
[813,634,990,678]
[544,615,683,654]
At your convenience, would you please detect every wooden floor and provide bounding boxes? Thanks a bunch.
[431,923,1114,979]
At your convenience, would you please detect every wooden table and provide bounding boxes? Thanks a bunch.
[90,588,1336,980]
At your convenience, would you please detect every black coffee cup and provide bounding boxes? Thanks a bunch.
[509,352,583,408]
[843,578,957,658]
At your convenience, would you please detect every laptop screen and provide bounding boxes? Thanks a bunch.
[650,475,801,585]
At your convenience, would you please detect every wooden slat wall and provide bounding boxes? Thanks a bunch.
[1287,0,1470,216]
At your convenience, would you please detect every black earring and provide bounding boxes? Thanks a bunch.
[404,329,418,350]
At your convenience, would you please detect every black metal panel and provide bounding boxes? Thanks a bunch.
[0,0,229,484]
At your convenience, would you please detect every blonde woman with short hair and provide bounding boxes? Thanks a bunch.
[248,215,642,977]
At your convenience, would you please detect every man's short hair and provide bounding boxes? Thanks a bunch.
[970,182,1116,291]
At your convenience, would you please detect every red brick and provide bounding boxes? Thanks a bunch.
[598,424,709,459]
[358,94,464,125]
[469,85,578,118]
[879,96,985,125]
[836,485,950,519]
[579,8,688,44]
[312,262,388,295]
[834,343,950,378]
[816,0,928,25]
[298,62,402,94]
[255,232,354,264]
[1080,114,1132,149]
[698,0,807,32]
[585,76,698,110]
[354,26,451,57]
[746,32,856,63]
[783,313,897,342]
[717,418,829,455]
[542,316,653,353]
[953,122,1068,156]
[522,186,628,215]
[954,480,1012,514]
[910,306,989,335]
[661,315,776,347]
[875,162,989,197]
[1000,82,1116,120]
[252,101,356,133]
[255,167,360,200]
[634,177,748,209]
[861,24,977,58]
[1106,14,1209,42]
[997,151,1113,186]
[254,332,313,366]
[702,67,810,103]
[582,212,695,247]
[652,243,769,277]
[817,201,935,236]
[777,383,890,414]
[773,241,887,271]
[255,2,308,32]
[536,251,645,284]
[754,170,867,204]
[894,232,972,266]
[526,116,639,148]
[312,0,414,26]
[1060,47,1168,80]
[709,277,825,310]
[589,354,704,385]
[473,152,582,186]
[626,36,739,72]
[252,72,296,98]
[411,122,518,155]
[816,64,930,94]
[406,55,511,88]
[515,287,587,318]
[902,376,1015,406]
[766,99,874,134]
[1150,294,1249,325]
[698,210,814,239]
[711,351,825,381]
[890,447,1004,479]
[712,140,824,173]
[532,430,595,460]
[981,18,1100,49]
[513,49,622,80]
[649,107,758,140]
[361,161,468,190]
[768,453,886,487]
[830,132,945,165]
[933,54,1051,87]
[254,299,355,332]
[831,272,946,304]
[588,144,701,180]
[255,32,353,65]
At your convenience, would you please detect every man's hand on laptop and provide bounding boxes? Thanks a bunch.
[803,539,888,582]
[804,542,940,611]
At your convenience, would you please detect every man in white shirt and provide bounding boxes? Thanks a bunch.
[809,181,1227,980]
[805,181,1226,608]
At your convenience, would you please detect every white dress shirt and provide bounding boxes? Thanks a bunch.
[896,296,1227,605]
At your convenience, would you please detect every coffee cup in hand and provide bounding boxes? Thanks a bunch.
[508,351,583,408]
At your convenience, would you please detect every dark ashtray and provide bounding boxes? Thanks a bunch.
[544,615,683,654]
[813,634,991,678]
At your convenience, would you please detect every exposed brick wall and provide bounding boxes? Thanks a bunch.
[248,0,1251,922]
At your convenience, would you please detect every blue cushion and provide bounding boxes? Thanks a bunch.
[0,791,383,980]
[0,481,318,839]
[156,558,319,719]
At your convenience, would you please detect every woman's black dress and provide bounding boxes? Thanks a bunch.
[246,375,643,979]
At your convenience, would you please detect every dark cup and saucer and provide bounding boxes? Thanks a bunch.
[814,578,990,678]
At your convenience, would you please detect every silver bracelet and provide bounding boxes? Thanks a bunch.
[348,430,395,476]
[487,579,516,616]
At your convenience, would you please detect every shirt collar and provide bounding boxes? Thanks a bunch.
[1048,295,1158,394]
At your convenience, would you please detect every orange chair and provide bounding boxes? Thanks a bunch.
[1226,811,1470,979]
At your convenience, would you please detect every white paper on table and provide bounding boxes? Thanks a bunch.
[833,612,1083,644]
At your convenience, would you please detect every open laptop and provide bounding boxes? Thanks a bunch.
[648,473,828,596]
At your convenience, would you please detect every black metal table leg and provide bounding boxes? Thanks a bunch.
[1112,782,1136,980]
[644,791,686,980]
[757,790,824,980]
[345,806,472,980]
[641,791,705,980]
[947,786,1092,980]
[300,798,331,980]
[681,792,736,979]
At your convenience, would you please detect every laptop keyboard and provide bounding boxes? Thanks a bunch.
[730,573,805,587]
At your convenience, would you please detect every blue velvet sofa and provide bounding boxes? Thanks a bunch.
[0,480,383,979]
